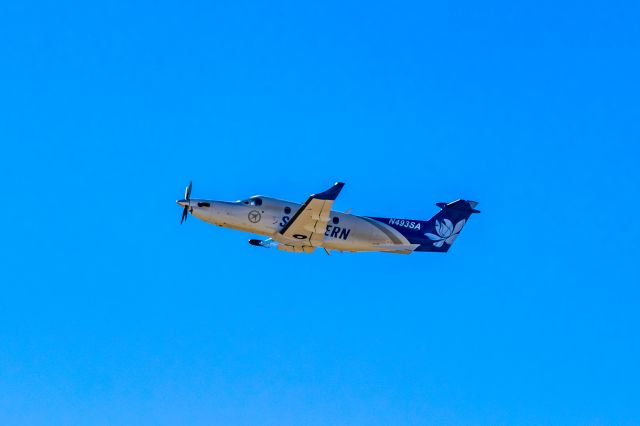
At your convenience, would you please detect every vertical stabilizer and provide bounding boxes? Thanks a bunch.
[415,200,479,252]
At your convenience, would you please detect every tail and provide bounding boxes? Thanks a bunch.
[415,200,479,252]
[368,200,479,253]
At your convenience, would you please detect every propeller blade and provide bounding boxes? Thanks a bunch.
[180,206,189,224]
[184,181,192,201]
[179,181,192,224]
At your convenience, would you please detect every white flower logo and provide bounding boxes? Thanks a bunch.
[425,219,466,247]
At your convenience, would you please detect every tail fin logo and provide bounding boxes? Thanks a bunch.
[425,219,466,247]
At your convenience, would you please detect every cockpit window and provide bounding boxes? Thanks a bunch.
[198,202,211,207]
[243,197,263,206]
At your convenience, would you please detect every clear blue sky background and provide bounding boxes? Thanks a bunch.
[1,1,639,425]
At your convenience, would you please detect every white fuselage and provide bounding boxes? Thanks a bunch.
[187,196,414,253]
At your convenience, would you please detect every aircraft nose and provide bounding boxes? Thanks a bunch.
[176,199,189,207]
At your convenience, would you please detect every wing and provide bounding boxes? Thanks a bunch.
[278,182,345,247]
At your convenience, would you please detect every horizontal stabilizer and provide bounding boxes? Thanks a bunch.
[372,243,420,254]
[435,199,480,214]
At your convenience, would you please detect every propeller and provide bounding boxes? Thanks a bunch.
[180,181,192,224]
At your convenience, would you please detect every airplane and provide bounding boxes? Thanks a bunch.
[176,182,479,255]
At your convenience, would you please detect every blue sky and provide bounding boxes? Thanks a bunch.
[1,0,639,424]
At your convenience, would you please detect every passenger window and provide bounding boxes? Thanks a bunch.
[284,206,291,214]
[333,217,339,224]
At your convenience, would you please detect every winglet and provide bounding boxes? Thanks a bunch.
[313,182,345,201]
